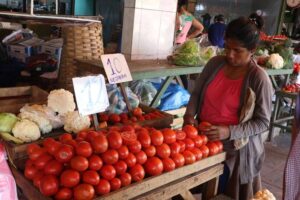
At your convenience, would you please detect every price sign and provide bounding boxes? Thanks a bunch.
[101,53,133,84]
[72,75,109,116]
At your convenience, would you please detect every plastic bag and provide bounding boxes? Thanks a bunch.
[106,84,140,114]
[152,82,190,111]
[0,143,18,200]
[129,80,158,106]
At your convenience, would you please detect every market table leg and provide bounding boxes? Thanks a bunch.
[150,76,174,108]
[202,176,219,200]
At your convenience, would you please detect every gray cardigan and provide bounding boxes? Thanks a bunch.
[185,55,273,184]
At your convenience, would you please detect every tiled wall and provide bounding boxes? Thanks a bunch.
[122,0,177,60]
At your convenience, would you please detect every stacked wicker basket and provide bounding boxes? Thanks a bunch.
[58,22,104,91]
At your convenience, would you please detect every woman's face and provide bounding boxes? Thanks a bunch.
[224,38,253,67]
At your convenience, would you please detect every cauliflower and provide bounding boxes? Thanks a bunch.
[267,53,284,69]
[47,89,76,115]
[250,189,276,200]
[12,119,41,142]
[19,105,52,134]
[63,111,90,133]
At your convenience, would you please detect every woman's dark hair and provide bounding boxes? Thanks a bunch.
[177,0,188,12]
[249,13,264,31]
[225,16,262,50]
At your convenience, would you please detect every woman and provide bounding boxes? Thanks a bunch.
[184,16,273,200]
[283,94,300,200]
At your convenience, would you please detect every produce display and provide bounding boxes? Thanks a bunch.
[23,123,223,199]
[282,83,300,93]
[173,40,201,66]
[250,188,276,200]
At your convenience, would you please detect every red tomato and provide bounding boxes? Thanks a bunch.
[144,157,163,176]
[54,187,72,200]
[121,125,135,132]
[76,141,92,157]
[206,142,219,156]
[77,131,88,140]
[143,145,156,157]
[42,138,56,148]
[55,144,74,163]
[91,134,108,154]
[70,156,89,172]
[95,179,111,195]
[193,135,203,148]
[24,165,38,180]
[124,153,136,168]
[156,143,171,159]
[73,184,95,200]
[119,113,129,121]
[98,113,109,122]
[109,114,121,124]
[137,131,151,148]
[60,169,80,188]
[25,159,34,167]
[189,148,203,161]
[171,153,185,168]
[88,155,103,171]
[102,149,119,165]
[182,150,196,165]
[162,158,176,172]
[110,178,121,191]
[33,171,44,188]
[86,131,99,143]
[182,125,198,139]
[44,159,63,176]
[27,143,41,155]
[114,160,128,175]
[29,147,46,161]
[82,170,100,186]
[132,107,143,116]
[34,153,53,170]
[100,165,116,180]
[199,145,209,158]
[107,131,123,149]
[175,130,186,140]
[64,139,77,149]
[128,140,142,154]
[214,141,224,153]
[130,164,145,182]
[162,128,176,144]
[199,134,208,145]
[120,172,132,187]
[59,133,73,143]
[120,131,137,145]
[117,145,129,159]
[184,138,195,150]
[39,175,59,196]
[198,121,212,132]
[177,141,186,153]
[150,130,164,146]
[135,151,147,165]
[170,142,181,156]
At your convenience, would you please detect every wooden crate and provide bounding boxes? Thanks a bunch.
[11,152,226,200]
[0,86,48,114]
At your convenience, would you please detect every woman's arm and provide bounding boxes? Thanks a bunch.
[187,18,204,39]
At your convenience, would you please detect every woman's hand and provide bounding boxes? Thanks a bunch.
[204,125,230,141]
[183,115,198,127]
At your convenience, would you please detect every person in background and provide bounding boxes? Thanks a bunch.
[175,0,204,89]
[208,14,226,48]
[283,94,300,200]
[249,12,265,40]
[183,16,273,200]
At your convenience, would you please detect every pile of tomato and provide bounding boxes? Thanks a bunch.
[24,124,223,200]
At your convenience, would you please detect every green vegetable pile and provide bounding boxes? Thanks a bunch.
[173,40,201,66]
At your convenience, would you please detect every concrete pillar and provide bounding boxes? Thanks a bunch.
[121,0,177,60]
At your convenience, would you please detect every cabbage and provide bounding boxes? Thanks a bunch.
[173,40,201,66]
[0,113,18,132]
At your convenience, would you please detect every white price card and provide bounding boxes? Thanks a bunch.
[72,75,109,116]
[101,53,133,84]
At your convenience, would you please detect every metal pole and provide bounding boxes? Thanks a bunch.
[56,0,58,15]
[30,0,33,15]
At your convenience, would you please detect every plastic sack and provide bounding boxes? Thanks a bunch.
[129,80,158,106]
[173,39,201,66]
[152,82,190,111]
[0,143,18,200]
[106,84,140,114]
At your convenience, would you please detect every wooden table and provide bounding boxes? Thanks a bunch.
[75,59,293,108]
[12,152,226,200]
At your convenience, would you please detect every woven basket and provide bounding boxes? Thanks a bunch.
[58,22,104,91]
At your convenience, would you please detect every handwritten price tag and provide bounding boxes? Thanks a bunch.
[72,75,109,116]
[101,53,133,84]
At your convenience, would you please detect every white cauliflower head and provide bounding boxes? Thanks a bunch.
[12,119,41,142]
[47,89,76,115]
[63,111,90,133]
[267,53,284,69]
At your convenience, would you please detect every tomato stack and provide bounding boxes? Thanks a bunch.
[24,124,223,200]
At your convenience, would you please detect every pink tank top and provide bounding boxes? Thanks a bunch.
[199,68,244,125]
